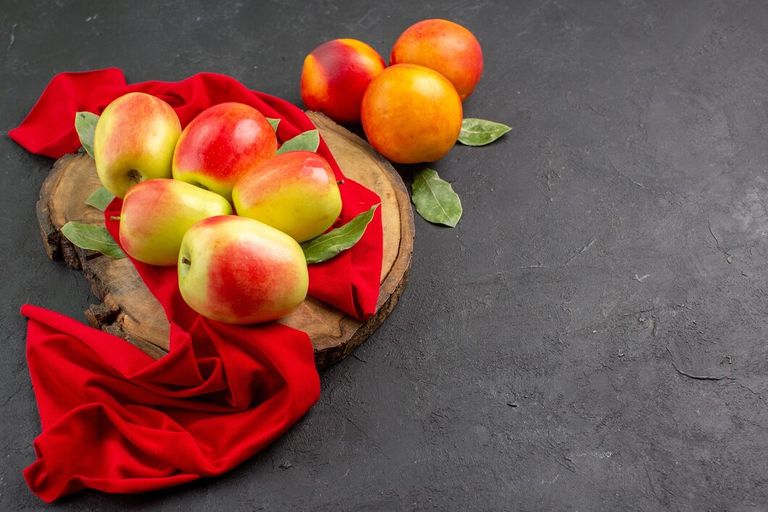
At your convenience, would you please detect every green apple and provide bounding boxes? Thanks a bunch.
[178,215,308,324]
[232,151,342,242]
[119,179,232,266]
[94,92,182,198]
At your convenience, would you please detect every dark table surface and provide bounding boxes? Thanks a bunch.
[3,1,768,510]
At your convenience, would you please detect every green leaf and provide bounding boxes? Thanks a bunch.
[301,204,379,264]
[267,117,280,131]
[85,186,115,211]
[411,168,462,227]
[61,221,126,259]
[276,129,320,154]
[457,118,511,146]
[75,111,99,158]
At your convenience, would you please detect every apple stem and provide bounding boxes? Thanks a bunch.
[337,179,345,185]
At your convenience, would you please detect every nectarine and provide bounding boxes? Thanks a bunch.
[390,19,483,101]
[361,64,462,164]
[301,38,385,124]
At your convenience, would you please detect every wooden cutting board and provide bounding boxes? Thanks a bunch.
[36,112,415,368]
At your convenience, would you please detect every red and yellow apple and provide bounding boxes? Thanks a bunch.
[300,38,385,124]
[119,179,232,266]
[178,215,308,324]
[361,63,463,163]
[94,92,182,198]
[232,151,342,242]
[390,19,483,101]
[172,102,277,200]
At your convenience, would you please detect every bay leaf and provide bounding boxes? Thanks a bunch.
[301,204,379,264]
[75,111,99,158]
[277,129,319,154]
[85,186,115,211]
[411,168,462,227]
[458,118,511,146]
[61,221,126,259]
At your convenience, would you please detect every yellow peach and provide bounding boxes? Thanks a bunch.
[361,64,462,164]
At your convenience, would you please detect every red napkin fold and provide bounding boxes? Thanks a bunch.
[10,69,384,502]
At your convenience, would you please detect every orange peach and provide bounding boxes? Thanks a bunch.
[301,38,385,124]
[390,19,483,100]
[361,64,462,164]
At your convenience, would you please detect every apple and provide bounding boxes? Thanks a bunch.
[232,151,342,242]
[172,102,278,201]
[119,179,232,266]
[178,215,308,324]
[94,92,182,198]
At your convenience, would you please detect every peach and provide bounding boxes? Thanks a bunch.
[301,38,385,124]
[390,19,483,100]
[361,64,462,164]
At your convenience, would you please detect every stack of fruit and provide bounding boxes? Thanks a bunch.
[62,19,502,324]
[300,19,510,227]
[71,92,374,325]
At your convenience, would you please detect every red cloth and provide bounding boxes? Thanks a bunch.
[10,69,384,502]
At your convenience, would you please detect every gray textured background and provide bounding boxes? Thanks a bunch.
[2,0,768,510]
